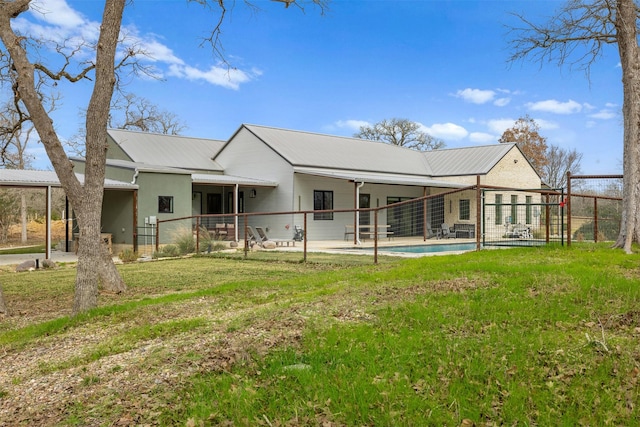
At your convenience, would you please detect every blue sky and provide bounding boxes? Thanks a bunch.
[17,0,623,174]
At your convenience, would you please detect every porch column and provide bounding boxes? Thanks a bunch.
[234,184,239,241]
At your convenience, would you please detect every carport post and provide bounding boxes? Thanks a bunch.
[46,185,51,260]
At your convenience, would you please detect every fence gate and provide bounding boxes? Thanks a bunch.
[482,188,565,247]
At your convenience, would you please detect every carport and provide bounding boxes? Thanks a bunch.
[0,169,138,260]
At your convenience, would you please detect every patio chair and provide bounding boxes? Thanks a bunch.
[225,223,235,241]
[441,223,455,239]
[214,223,227,240]
[255,226,296,247]
[245,226,260,246]
[427,224,441,239]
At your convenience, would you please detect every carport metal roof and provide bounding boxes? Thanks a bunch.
[0,169,138,260]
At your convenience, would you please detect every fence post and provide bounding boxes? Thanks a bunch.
[196,216,200,253]
[594,197,599,243]
[374,210,378,264]
[567,172,571,247]
[476,175,481,251]
[243,214,248,259]
[303,212,307,263]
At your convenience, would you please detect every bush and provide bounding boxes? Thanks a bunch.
[172,227,196,255]
[155,244,180,258]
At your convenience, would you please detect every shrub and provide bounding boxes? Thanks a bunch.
[155,244,180,258]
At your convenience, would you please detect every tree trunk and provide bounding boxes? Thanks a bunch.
[0,0,128,314]
[613,0,640,253]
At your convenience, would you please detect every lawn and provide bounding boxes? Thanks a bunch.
[0,245,639,426]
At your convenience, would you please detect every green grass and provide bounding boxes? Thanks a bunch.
[1,244,640,426]
[0,244,47,254]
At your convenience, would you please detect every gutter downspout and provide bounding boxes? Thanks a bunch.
[131,169,139,185]
[356,181,365,245]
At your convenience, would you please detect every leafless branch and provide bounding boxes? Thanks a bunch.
[507,0,618,77]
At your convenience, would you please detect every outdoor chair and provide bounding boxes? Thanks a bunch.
[255,226,296,247]
[441,223,455,239]
[245,226,260,246]
[214,223,227,240]
[427,224,441,239]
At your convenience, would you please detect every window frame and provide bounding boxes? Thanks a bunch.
[495,194,503,225]
[313,190,334,220]
[459,199,470,221]
[158,196,174,214]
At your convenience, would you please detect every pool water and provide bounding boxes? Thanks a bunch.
[342,242,478,254]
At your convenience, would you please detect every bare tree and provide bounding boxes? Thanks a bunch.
[110,93,187,135]
[66,93,187,156]
[543,145,583,189]
[499,115,549,176]
[0,0,327,314]
[508,0,640,253]
[354,118,445,151]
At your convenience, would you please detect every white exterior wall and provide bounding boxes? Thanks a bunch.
[294,174,424,240]
[215,128,297,240]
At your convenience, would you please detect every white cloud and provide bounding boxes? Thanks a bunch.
[526,99,582,114]
[589,109,616,120]
[422,123,468,140]
[605,102,617,108]
[455,88,496,104]
[469,132,496,143]
[534,118,559,130]
[15,0,258,90]
[30,0,86,29]
[486,118,516,135]
[335,120,370,131]
[168,64,259,90]
[493,97,511,107]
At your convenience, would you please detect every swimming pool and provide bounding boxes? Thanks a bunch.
[342,242,478,254]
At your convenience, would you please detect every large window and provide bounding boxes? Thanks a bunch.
[459,199,470,221]
[510,195,518,224]
[313,190,333,220]
[495,194,503,225]
[158,196,174,213]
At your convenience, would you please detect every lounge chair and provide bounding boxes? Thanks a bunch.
[255,226,296,247]
[245,226,260,246]
[441,223,455,239]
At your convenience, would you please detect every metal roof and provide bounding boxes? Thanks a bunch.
[0,169,138,189]
[424,143,516,176]
[294,167,465,188]
[107,128,225,172]
[102,158,193,175]
[192,173,278,187]
[240,124,434,176]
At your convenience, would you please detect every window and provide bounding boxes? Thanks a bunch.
[526,196,532,225]
[158,196,174,213]
[495,194,503,225]
[313,190,333,220]
[510,195,518,224]
[459,199,470,221]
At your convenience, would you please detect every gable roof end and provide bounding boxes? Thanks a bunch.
[424,143,516,177]
[229,124,434,176]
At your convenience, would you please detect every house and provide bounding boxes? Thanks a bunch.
[70,124,541,250]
